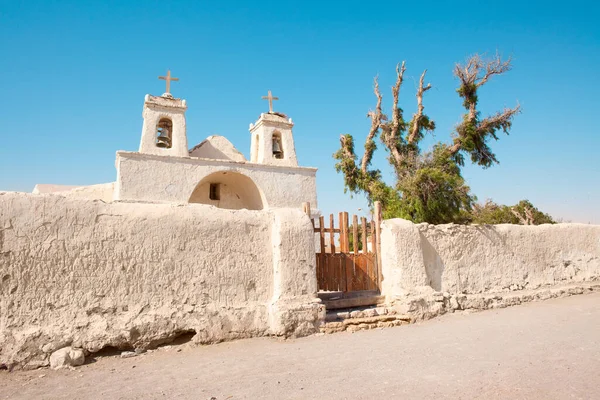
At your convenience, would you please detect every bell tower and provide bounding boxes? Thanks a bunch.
[250,91,298,167]
[139,70,188,158]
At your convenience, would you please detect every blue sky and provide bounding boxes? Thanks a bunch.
[1,0,599,223]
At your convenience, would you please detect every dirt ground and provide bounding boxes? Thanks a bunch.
[2,292,599,400]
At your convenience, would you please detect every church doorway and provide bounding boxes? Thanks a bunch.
[188,171,265,210]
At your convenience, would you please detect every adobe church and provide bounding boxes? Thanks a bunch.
[33,71,319,214]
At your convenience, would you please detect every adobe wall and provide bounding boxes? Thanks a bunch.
[114,151,318,211]
[33,183,114,202]
[0,192,323,370]
[381,219,600,301]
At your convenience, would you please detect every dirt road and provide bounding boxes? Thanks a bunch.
[3,292,600,399]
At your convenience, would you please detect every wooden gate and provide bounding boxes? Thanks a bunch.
[303,202,382,294]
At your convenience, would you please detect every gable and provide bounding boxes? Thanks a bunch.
[189,135,246,162]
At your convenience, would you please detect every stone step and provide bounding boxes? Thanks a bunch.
[321,307,412,334]
[325,305,392,322]
[321,295,385,310]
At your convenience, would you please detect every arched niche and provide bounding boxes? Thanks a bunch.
[188,171,265,210]
[156,117,173,148]
[272,130,284,159]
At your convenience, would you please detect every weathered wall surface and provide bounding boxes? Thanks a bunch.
[33,184,81,194]
[381,219,600,300]
[189,135,247,162]
[32,183,114,202]
[114,151,318,211]
[0,192,322,370]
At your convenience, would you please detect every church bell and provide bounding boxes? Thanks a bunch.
[156,118,173,148]
[156,130,171,148]
[272,138,283,159]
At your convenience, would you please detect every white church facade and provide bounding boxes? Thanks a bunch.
[34,73,319,214]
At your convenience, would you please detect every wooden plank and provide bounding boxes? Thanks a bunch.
[329,255,336,291]
[320,293,384,309]
[352,255,360,290]
[319,216,326,290]
[329,214,336,254]
[315,255,322,290]
[369,220,376,290]
[342,212,350,253]
[319,216,325,254]
[321,256,326,291]
[352,215,359,254]
[327,254,332,291]
[337,213,343,251]
[360,254,367,291]
[369,254,376,290]
[374,201,383,290]
[323,256,328,291]
[357,255,369,290]
[370,221,376,255]
[361,217,368,255]
[339,254,347,292]
[345,253,353,292]
[361,257,368,290]
[335,256,340,291]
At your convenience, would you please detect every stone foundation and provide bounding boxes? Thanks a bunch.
[319,282,600,335]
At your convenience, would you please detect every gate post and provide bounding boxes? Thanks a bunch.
[374,201,383,290]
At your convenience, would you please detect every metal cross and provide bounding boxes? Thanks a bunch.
[158,70,179,94]
[261,90,279,113]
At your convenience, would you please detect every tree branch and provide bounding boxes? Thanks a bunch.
[407,69,433,144]
[478,53,512,87]
[449,53,520,166]
[511,206,534,225]
[477,104,521,136]
[391,62,406,136]
[379,63,406,170]
[361,76,383,174]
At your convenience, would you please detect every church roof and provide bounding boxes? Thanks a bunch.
[189,135,246,162]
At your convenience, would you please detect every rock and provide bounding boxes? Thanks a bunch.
[363,308,377,318]
[120,351,137,358]
[41,343,53,354]
[41,340,72,354]
[350,310,362,318]
[433,292,444,302]
[374,307,387,316]
[342,315,396,326]
[49,347,85,370]
[449,296,460,310]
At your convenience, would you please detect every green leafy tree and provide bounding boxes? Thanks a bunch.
[471,199,555,225]
[334,53,521,224]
